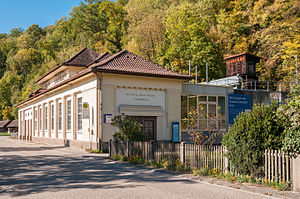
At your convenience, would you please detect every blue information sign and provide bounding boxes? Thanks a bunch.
[228,94,252,124]
[104,114,113,124]
[172,122,180,142]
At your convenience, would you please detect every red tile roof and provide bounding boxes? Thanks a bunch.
[224,52,261,60]
[94,52,113,64]
[28,88,48,98]
[91,50,191,80]
[6,120,18,128]
[63,47,100,67]
[36,48,102,83]
[0,120,11,128]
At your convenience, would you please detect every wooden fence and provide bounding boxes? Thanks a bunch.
[264,149,293,183]
[110,140,151,160]
[185,144,226,171]
[109,140,293,184]
[152,141,181,163]
[109,140,226,171]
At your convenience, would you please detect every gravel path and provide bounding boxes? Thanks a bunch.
[0,136,299,199]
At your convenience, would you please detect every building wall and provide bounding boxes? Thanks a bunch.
[233,89,289,105]
[18,72,185,149]
[101,73,183,142]
[181,83,234,144]
[18,73,98,144]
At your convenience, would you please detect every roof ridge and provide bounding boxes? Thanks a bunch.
[95,52,111,62]
[86,52,108,67]
[63,47,88,64]
[123,50,187,75]
[91,49,191,79]
[224,52,261,60]
[92,50,128,68]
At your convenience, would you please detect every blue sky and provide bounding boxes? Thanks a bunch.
[0,0,82,34]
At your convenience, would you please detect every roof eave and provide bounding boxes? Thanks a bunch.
[16,68,94,108]
[92,68,192,80]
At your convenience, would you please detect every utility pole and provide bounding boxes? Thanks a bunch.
[206,62,208,84]
[195,65,198,84]
[189,60,191,76]
[295,55,298,85]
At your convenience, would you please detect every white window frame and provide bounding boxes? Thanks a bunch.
[181,94,226,131]
[39,106,42,133]
[34,107,37,133]
[77,97,83,131]
[51,104,55,131]
[45,105,48,131]
[66,100,71,131]
[58,102,62,131]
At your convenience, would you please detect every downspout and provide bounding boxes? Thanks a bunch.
[99,72,104,143]
[95,70,104,150]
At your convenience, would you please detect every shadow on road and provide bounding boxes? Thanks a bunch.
[0,150,194,197]
[0,146,65,152]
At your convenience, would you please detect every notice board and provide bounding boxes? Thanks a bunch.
[228,94,252,124]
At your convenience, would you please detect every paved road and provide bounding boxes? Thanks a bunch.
[0,136,293,199]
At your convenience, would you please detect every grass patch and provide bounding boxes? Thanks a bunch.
[85,148,102,153]
[193,167,291,191]
[0,133,10,136]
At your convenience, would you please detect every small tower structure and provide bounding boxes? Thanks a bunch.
[224,52,261,80]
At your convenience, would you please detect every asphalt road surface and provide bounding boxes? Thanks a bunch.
[0,136,294,199]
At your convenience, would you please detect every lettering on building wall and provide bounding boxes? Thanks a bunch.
[116,89,165,108]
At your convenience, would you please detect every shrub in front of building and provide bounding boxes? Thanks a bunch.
[111,115,145,141]
[222,103,285,178]
[277,86,300,157]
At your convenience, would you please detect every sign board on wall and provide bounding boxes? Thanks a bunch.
[172,122,180,143]
[104,114,113,124]
[228,94,251,124]
[116,89,165,108]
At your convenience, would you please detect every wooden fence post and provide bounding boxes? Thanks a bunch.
[109,139,112,157]
[224,147,228,174]
[149,140,154,160]
[275,150,278,181]
[126,140,130,157]
[180,142,186,164]
[293,155,300,192]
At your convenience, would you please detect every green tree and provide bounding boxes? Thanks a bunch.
[97,1,128,52]
[162,2,225,79]
[2,106,14,120]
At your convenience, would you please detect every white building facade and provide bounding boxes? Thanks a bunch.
[16,48,190,149]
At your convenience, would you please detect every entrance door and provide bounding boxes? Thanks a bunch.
[131,116,156,140]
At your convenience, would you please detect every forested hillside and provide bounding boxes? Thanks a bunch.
[0,0,299,120]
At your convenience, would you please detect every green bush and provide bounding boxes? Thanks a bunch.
[223,103,284,178]
[278,86,300,157]
[111,114,144,141]
[282,129,300,158]
[277,86,300,131]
